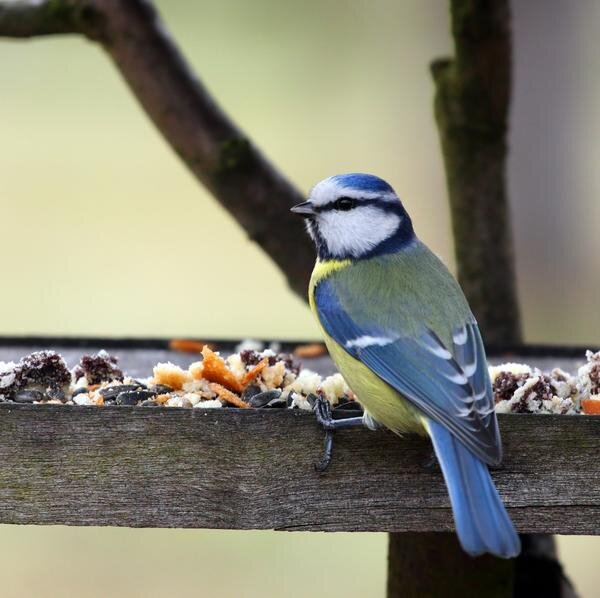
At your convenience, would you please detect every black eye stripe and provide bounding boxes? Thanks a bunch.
[314,198,399,213]
[335,197,355,211]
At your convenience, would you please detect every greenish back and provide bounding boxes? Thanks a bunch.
[326,240,472,348]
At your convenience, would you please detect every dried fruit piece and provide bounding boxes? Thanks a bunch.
[169,339,212,353]
[294,343,327,358]
[201,346,243,392]
[209,383,249,409]
[581,398,600,415]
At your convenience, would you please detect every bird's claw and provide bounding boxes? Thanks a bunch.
[314,430,334,472]
[311,394,335,472]
[310,394,365,472]
[421,450,438,470]
[313,393,335,429]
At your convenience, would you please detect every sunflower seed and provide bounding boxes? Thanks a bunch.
[99,384,143,400]
[116,390,157,405]
[248,389,281,408]
[14,389,44,403]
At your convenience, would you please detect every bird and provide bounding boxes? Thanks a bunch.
[291,173,520,559]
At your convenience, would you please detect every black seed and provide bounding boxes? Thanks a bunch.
[307,394,318,408]
[266,399,286,408]
[46,387,66,402]
[14,389,45,403]
[248,389,281,408]
[241,384,261,401]
[99,384,143,400]
[286,392,295,407]
[148,384,173,394]
[72,387,88,397]
[140,399,159,407]
[116,390,157,405]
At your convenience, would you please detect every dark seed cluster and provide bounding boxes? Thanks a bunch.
[492,364,578,415]
[0,351,71,402]
[493,371,528,404]
[239,350,300,375]
[0,348,355,410]
[72,350,124,385]
[511,375,555,414]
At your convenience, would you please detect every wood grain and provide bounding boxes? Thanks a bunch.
[0,404,597,535]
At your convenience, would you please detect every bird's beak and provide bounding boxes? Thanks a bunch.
[290,201,316,217]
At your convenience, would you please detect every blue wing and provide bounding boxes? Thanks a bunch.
[315,277,501,465]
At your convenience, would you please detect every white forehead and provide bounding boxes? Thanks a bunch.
[309,177,398,207]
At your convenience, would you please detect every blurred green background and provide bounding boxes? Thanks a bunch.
[1,0,599,596]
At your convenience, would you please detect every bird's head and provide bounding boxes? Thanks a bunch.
[291,173,415,261]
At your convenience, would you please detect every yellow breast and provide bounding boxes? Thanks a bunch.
[309,259,425,436]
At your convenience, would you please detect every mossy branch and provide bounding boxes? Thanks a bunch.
[0,0,313,299]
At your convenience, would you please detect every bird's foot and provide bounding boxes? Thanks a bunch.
[313,393,334,430]
[421,450,438,470]
[310,394,364,472]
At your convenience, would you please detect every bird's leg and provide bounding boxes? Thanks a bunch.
[312,394,364,472]
[421,451,438,470]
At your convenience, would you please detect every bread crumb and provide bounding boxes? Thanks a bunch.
[152,362,191,391]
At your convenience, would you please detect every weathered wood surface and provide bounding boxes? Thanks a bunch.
[0,404,597,535]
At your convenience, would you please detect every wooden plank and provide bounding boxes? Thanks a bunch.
[0,404,597,534]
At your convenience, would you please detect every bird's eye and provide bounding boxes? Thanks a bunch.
[335,197,356,211]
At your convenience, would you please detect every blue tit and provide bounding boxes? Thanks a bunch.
[291,173,520,559]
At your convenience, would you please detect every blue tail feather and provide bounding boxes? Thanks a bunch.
[428,420,521,558]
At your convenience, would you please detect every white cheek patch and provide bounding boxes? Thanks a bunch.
[319,205,401,258]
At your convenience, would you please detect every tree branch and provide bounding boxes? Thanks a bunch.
[0,0,82,37]
[0,0,314,299]
[412,4,575,597]
[431,0,521,345]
